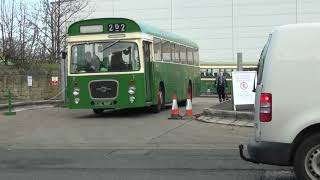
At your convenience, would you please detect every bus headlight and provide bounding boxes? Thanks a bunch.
[73,88,80,96]
[129,96,135,103]
[128,89,135,95]
[128,86,135,95]
[74,98,80,104]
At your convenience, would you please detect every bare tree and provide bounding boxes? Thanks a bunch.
[36,0,91,63]
[0,0,44,68]
[0,0,91,67]
[0,0,16,65]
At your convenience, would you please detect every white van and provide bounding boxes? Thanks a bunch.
[239,23,320,180]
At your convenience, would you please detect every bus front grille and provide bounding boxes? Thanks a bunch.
[89,80,118,99]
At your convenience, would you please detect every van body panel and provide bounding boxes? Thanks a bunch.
[246,23,320,166]
[256,24,320,144]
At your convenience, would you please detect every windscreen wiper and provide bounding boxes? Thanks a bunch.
[102,40,120,52]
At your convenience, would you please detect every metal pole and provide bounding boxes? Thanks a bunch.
[231,0,235,64]
[170,0,173,32]
[296,0,298,23]
[112,0,115,17]
[237,52,243,71]
[61,57,65,103]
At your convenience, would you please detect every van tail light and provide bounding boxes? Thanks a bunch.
[260,93,272,122]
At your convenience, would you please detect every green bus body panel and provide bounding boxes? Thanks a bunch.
[67,63,200,109]
[67,74,147,109]
[68,18,198,48]
[200,79,232,95]
[151,62,200,103]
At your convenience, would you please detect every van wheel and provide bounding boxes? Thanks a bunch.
[294,133,320,180]
[152,85,165,113]
[93,109,104,114]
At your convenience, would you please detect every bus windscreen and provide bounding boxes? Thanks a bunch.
[70,42,140,74]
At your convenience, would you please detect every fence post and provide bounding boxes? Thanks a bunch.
[4,89,16,116]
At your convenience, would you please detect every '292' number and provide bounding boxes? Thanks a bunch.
[108,23,126,32]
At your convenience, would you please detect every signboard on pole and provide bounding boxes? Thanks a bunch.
[51,76,59,86]
[27,76,33,87]
[232,71,256,110]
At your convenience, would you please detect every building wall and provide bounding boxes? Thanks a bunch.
[75,0,320,64]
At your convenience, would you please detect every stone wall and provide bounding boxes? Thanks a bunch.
[0,66,62,101]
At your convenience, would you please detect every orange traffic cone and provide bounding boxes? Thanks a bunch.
[184,94,193,118]
[169,94,182,120]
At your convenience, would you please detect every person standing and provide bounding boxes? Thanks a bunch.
[215,71,227,102]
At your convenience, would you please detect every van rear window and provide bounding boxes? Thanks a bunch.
[257,35,272,85]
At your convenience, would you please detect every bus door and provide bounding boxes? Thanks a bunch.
[143,41,152,102]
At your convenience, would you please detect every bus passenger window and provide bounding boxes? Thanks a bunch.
[172,43,180,63]
[153,38,161,61]
[187,48,193,65]
[194,49,199,66]
[225,69,232,78]
[200,69,206,78]
[162,40,171,61]
[213,69,219,78]
[180,45,187,64]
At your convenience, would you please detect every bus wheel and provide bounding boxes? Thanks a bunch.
[153,86,165,113]
[93,109,104,114]
[294,133,320,180]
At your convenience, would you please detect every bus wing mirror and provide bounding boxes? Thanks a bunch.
[61,51,67,59]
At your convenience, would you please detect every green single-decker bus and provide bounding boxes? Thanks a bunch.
[67,18,200,114]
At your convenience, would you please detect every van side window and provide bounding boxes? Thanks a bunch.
[257,35,272,85]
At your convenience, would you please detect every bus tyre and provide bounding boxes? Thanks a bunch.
[93,109,104,114]
[294,133,320,180]
[153,86,164,113]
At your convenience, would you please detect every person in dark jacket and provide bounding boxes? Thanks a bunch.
[215,71,228,102]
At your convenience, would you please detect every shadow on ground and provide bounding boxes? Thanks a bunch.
[74,105,172,119]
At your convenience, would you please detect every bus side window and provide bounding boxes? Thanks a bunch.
[193,48,199,66]
[172,43,180,63]
[180,45,187,64]
[153,37,161,61]
[161,40,171,61]
[201,69,206,77]
[187,48,193,65]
